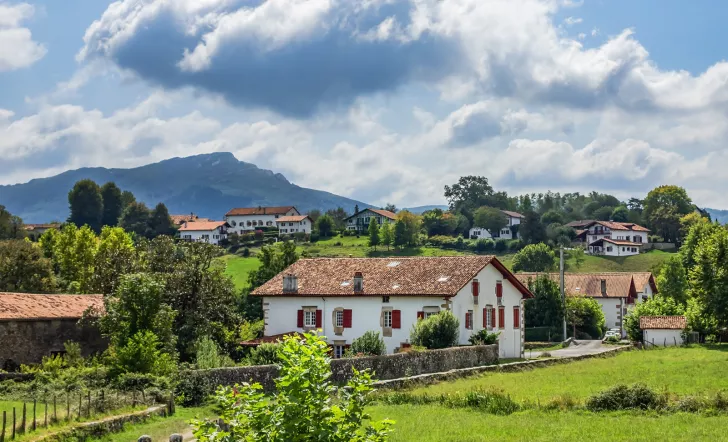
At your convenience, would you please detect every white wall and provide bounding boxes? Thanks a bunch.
[277,219,312,234]
[644,329,683,346]
[596,298,623,336]
[226,208,299,233]
[602,244,640,257]
[179,228,226,245]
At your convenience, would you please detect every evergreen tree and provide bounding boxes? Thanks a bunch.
[121,190,136,211]
[100,182,123,227]
[120,201,151,238]
[381,222,393,250]
[393,219,407,248]
[68,179,104,232]
[149,202,175,237]
[315,214,335,237]
[368,217,380,250]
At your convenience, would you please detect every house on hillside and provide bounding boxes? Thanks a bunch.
[469,210,524,240]
[276,215,313,235]
[24,223,60,241]
[0,293,106,370]
[170,213,210,226]
[515,272,657,338]
[345,208,397,232]
[574,221,650,256]
[640,316,686,346]
[179,221,229,245]
[251,256,534,358]
[225,206,300,234]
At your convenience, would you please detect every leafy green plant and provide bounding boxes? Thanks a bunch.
[350,331,387,356]
[468,329,500,345]
[410,311,459,349]
[585,384,666,411]
[247,343,281,366]
[193,331,394,441]
[195,336,235,369]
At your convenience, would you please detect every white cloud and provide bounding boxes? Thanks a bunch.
[563,16,582,26]
[0,2,45,71]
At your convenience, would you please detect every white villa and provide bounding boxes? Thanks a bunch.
[276,215,313,235]
[345,208,397,232]
[225,206,300,234]
[178,221,229,245]
[252,256,534,358]
[575,221,650,256]
[469,210,524,240]
[516,272,657,338]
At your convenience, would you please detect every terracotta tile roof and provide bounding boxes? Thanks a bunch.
[0,293,104,321]
[368,209,397,219]
[591,238,644,247]
[515,272,640,299]
[24,224,60,231]
[252,256,533,298]
[566,220,595,228]
[170,214,210,225]
[276,215,310,223]
[632,272,658,294]
[240,332,300,347]
[586,220,651,232]
[178,221,227,232]
[501,210,524,219]
[226,206,296,216]
[640,316,686,330]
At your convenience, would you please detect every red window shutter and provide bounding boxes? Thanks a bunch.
[297,309,304,328]
[513,307,520,329]
[496,281,503,298]
[465,312,471,329]
[483,308,488,328]
[343,309,353,328]
[498,306,505,329]
[392,310,402,329]
[472,280,479,297]
[417,311,424,320]
[316,309,322,328]
[491,308,496,328]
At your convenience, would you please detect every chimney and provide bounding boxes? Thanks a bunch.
[283,274,298,293]
[600,279,607,296]
[353,272,364,292]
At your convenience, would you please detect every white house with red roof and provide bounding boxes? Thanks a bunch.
[469,210,524,240]
[345,208,397,232]
[578,221,650,256]
[179,221,229,245]
[251,256,533,358]
[225,206,300,234]
[276,215,313,235]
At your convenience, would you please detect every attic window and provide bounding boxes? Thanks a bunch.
[341,281,351,287]
[437,276,450,282]
[387,261,401,267]
[392,284,400,290]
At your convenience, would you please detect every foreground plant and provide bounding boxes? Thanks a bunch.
[192,331,394,441]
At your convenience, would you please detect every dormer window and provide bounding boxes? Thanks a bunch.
[353,272,363,292]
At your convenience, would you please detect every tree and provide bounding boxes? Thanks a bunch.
[611,206,629,222]
[624,296,684,341]
[592,206,615,221]
[393,219,407,248]
[192,332,393,441]
[410,311,459,349]
[349,331,386,356]
[688,227,728,327]
[368,217,380,250]
[540,210,564,226]
[473,207,508,237]
[685,297,718,340]
[68,179,104,232]
[100,182,123,227]
[644,185,693,242]
[681,221,722,270]
[380,222,393,251]
[444,176,496,215]
[566,297,606,339]
[307,209,322,223]
[568,247,586,270]
[325,207,349,230]
[524,275,564,335]
[0,205,25,239]
[511,243,556,272]
[121,190,136,211]
[0,240,56,293]
[93,227,138,295]
[656,254,688,305]
[148,202,175,238]
[74,225,99,293]
[455,213,471,237]
[354,204,360,215]
[242,241,299,321]
[679,212,708,243]
[422,209,457,237]
[316,214,335,237]
[384,203,398,213]
[119,201,151,238]
[394,210,421,247]
[519,210,547,244]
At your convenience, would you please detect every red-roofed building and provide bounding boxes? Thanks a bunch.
[345,208,397,232]
[275,215,313,235]
[469,210,524,240]
[576,220,651,256]
[225,206,300,234]
[640,316,686,346]
[179,221,229,245]
[252,256,533,359]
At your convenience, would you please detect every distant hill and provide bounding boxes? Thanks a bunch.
[0,153,369,223]
[403,205,448,214]
[706,208,728,224]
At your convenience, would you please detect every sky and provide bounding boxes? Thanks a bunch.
[1,0,728,209]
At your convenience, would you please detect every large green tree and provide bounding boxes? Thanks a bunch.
[242,241,299,321]
[393,210,421,247]
[324,207,349,230]
[120,201,151,238]
[0,240,56,293]
[100,182,123,227]
[519,210,547,244]
[0,205,25,239]
[422,209,457,237]
[511,243,556,272]
[148,202,175,238]
[93,226,138,295]
[473,207,508,237]
[68,179,104,232]
[689,227,728,327]
[566,297,606,339]
[644,185,693,242]
[656,254,688,305]
[524,275,564,336]
[316,214,335,237]
[368,217,380,250]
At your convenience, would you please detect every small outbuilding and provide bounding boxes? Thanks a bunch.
[640,315,686,347]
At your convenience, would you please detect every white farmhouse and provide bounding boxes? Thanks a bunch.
[576,221,650,256]
[225,206,299,234]
[252,256,534,359]
[345,208,397,232]
[178,221,229,245]
[469,210,524,240]
[516,272,658,338]
[276,215,313,235]
[640,316,686,346]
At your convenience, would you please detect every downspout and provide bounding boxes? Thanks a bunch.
[321,296,327,339]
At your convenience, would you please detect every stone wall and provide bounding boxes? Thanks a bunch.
[0,319,107,369]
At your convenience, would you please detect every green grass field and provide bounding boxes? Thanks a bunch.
[90,406,215,441]
[219,254,260,290]
[567,249,674,274]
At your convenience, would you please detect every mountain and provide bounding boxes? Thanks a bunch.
[403,205,448,214]
[706,208,728,224]
[0,153,369,223]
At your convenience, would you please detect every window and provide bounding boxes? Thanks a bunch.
[230,220,236,226]
[485,306,493,328]
[513,306,520,328]
[496,281,503,298]
[334,310,344,327]
[606,246,613,252]
[304,310,317,327]
[383,310,393,328]
[266,221,273,226]
[183,234,191,239]
[622,247,626,252]
[202,234,210,240]
[289,222,294,226]
[498,306,505,329]
[465,310,473,329]
[275,215,279,218]
[333,345,345,359]
[247,221,252,226]
[213,234,220,239]
[382,296,390,303]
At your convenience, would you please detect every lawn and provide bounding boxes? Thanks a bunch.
[407,346,728,401]
[219,254,260,290]
[90,406,215,441]
[566,249,674,274]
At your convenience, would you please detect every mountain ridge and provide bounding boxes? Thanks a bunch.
[0,152,369,223]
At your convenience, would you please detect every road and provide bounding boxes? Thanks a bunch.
[526,340,612,359]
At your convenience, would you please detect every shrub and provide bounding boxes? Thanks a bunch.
[350,331,387,356]
[378,388,519,415]
[468,330,500,345]
[507,239,524,251]
[195,336,235,370]
[512,243,557,272]
[494,239,508,253]
[240,247,251,257]
[310,232,320,242]
[247,343,281,366]
[603,335,619,344]
[585,384,666,412]
[176,370,213,406]
[192,332,394,441]
[410,311,459,349]
[109,331,177,378]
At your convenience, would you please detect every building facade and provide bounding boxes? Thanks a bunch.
[576,221,650,256]
[225,206,300,234]
[641,316,686,346]
[178,221,229,245]
[252,256,533,358]
[345,209,396,232]
[276,215,312,235]
[469,210,524,240]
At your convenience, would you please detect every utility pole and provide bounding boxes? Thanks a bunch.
[560,246,567,341]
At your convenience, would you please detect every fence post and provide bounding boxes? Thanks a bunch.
[100,390,105,413]
[1,410,5,442]
[44,399,48,428]
[32,400,36,432]
[11,407,15,440]
[87,391,91,418]
[77,394,82,421]
[53,395,57,423]
[66,394,70,422]
[21,403,25,435]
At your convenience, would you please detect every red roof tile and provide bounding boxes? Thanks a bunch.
[586,220,651,232]
[368,209,397,219]
[501,210,524,219]
[178,221,227,232]
[515,272,640,299]
[170,214,210,225]
[226,206,296,216]
[276,215,310,223]
[0,293,104,321]
[640,316,686,330]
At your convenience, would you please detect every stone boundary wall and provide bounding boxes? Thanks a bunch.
[373,345,632,390]
[181,344,498,395]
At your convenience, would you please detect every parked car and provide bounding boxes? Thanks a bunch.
[603,329,620,341]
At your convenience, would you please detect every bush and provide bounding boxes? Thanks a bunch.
[195,336,235,370]
[378,388,519,415]
[410,311,459,349]
[494,239,508,253]
[240,247,251,257]
[310,232,320,243]
[350,331,387,356]
[512,243,557,272]
[176,370,213,406]
[247,343,281,366]
[603,336,619,344]
[468,330,500,345]
[508,239,524,251]
[585,384,666,412]
[108,331,177,378]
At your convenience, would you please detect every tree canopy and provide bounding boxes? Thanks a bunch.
[100,182,123,227]
[68,179,104,232]
[511,243,556,272]
[473,207,507,236]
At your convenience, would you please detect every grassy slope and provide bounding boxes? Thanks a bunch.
[90,406,215,441]
[219,254,261,291]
